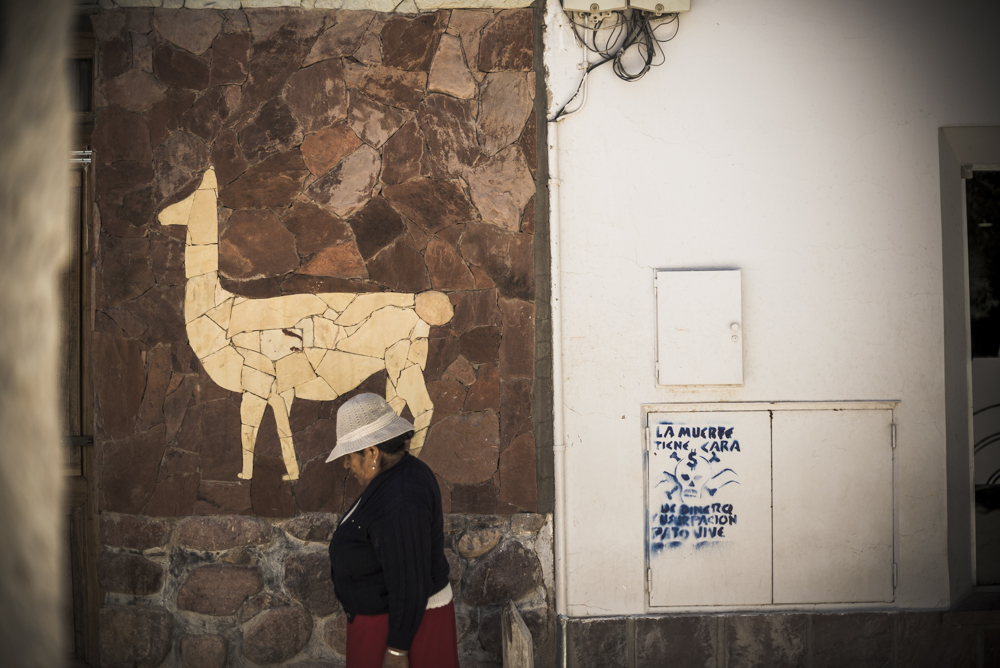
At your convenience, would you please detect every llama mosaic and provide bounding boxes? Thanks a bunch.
[160,167,455,479]
[93,6,537,518]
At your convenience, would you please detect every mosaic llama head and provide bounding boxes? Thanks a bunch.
[158,168,454,481]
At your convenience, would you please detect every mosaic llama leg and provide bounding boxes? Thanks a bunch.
[238,393,267,480]
[269,391,300,481]
[393,365,434,457]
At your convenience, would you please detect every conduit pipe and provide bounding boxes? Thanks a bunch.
[549,32,591,668]
[547,110,568,636]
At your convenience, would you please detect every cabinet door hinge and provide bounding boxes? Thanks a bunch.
[891,422,896,449]
[893,563,898,589]
[647,568,653,593]
[646,425,653,451]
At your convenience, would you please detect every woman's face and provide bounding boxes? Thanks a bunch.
[343,447,380,487]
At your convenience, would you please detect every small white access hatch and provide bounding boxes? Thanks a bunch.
[655,270,743,386]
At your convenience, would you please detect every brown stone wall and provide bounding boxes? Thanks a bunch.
[98,512,552,667]
[91,6,539,518]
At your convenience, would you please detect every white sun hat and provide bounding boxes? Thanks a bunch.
[325,393,415,463]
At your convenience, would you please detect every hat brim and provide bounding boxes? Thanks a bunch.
[325,412,415,463]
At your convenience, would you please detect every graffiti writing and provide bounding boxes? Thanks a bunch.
[650,421,743,553]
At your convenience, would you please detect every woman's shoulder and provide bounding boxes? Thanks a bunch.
[370,456,437,507]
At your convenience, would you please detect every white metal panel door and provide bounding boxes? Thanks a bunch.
[771,410,894,604]
[647,411,772,607]
[655,270,743,386]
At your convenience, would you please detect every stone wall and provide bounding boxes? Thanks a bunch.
[92,5,538,516]
[99,512,553,667]
[91,5,549,666]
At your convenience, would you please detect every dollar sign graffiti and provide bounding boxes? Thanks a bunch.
[686,451,697,469]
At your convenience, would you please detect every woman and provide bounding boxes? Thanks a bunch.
[326,393,460,668]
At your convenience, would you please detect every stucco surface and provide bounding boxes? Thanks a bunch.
[545,0,1000,613]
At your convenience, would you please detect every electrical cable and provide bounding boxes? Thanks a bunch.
[550,8,680,122]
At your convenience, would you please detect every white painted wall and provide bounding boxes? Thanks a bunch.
[544,0,1000,613]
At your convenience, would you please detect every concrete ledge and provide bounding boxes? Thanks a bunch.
[99,0,533,10]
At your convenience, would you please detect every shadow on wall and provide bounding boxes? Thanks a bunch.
[92,6,540,518]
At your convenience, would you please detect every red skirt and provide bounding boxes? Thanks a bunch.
[345,601,460,668]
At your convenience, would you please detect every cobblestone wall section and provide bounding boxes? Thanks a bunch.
[98,512,553,667]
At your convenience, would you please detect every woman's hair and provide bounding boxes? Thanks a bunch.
[376,431,414,455]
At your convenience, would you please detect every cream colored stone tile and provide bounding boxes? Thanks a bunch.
[199,168,217,191]
[188,188,218,246]
[201,346,244,392]
[415,291,453,326]
[316,351,385,396]
[206,299,233,330]
[338,307,419,358]
[305,348,326,370]
[215,281,233,307]
[279,389,295,418]
[345,323,363,337]
[158,190,195,227]
[296,376,338,401]
[395,0,418,12]
[234,297,249,305]
[237,347,276,375]
[414,410,432,432]
[319,293,356,313]
[267,393,294,438]
[232,331,260,352]
[385,340,410,385]
[242,365,275,398]
[395,364,433,417]
[188,316,229,359]
[240,392,268,425]
[186,272,219,323]
[407,338,429,370]
[412,320,431,339]
[388,395,407,414]
[276,352,317,394]
[261,328,303,361]
[229,294,328,336]
[314,317,345,350]
[410,411,433,457]
[296,318,314,348]
[239,423,258,479]
[336,293,415,326]
[186,244,218,278]
[385,378,406,413]
[323,308,341,321]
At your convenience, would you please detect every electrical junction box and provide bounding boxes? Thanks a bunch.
[628,0,690,13]
[562,0,627,14]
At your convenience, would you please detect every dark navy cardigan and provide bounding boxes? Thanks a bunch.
[328,454,449,651]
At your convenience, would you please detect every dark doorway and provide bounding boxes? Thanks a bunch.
[966,171,1000,584]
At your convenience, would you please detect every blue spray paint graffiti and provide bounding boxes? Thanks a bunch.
[650,421,742,553]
